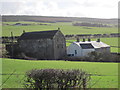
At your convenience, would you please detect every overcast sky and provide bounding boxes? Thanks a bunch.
[1,0,119,19]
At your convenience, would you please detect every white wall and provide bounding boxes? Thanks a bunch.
[67,43,95,57]
[67,43,82,57]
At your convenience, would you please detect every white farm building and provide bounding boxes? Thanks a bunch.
[67,39,110,57]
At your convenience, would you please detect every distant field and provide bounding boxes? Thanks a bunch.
[2,21,118,36]
[2,21,119,53]
[2,58,118,88]
[66,37,119,53]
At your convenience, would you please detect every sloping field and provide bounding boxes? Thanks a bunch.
[2,22,119,53]
[2,58,118,88]
[2,22,118,36]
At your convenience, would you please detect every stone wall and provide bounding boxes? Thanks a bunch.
[18,39,54,59]
[53,31,66,59]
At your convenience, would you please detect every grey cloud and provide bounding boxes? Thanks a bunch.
[1,2,23,14]
[1,0,118,18]
[1,1,38,15]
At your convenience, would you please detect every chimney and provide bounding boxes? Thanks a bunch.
[97,38,100,42]
[58,27,60,30]
[88,38,91,42]
[83,38,85,42]
[76,38,80,42]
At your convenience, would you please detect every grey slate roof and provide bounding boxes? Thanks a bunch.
[74,41,110,49]
[80,43,94,49]
[18,30,59,40]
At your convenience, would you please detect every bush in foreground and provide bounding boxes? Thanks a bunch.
[24,69,91,89]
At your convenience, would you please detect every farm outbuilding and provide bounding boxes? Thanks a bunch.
[67,39,110,57]
[6,30,66,60]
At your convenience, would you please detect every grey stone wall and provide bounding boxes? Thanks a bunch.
[95,47,110,54]
[53,31,66,59]
[19,38,54,59]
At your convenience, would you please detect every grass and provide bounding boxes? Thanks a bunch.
[2,21,119,53]
[2,58,118,88]
[2,21,118,36]
[2,21,51,26]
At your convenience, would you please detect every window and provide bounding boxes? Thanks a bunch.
[75,50,77,54]
[72,54,74,56]
[67,54,74,56]
[67,54,71,56]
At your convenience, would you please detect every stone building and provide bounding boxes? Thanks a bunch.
[6,30,66,60]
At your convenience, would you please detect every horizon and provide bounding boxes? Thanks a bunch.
[1,15,118,20]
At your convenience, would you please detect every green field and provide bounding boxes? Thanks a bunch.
[2,58,118,88]
[2,21,119,53]
[2,21,118,36]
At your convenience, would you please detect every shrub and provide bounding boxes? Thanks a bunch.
[65,51,120,62]
[24,69,91,89]
[87,51,120,62]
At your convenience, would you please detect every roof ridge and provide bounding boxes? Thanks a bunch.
[24,30,59,33]
[18,30,60,40]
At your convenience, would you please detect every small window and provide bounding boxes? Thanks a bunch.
[75,50,77,54]
[67,54,71,56]
[67,54,74,56]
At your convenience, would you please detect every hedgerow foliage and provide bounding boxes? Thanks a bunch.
[87,51,120,62]
[24,69,91,89]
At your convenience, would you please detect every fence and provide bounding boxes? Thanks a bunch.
[65,33,120,40]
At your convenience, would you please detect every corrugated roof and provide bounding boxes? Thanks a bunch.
[91,41,110,48]
[74,41,110,49]
[18,30,59,40]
